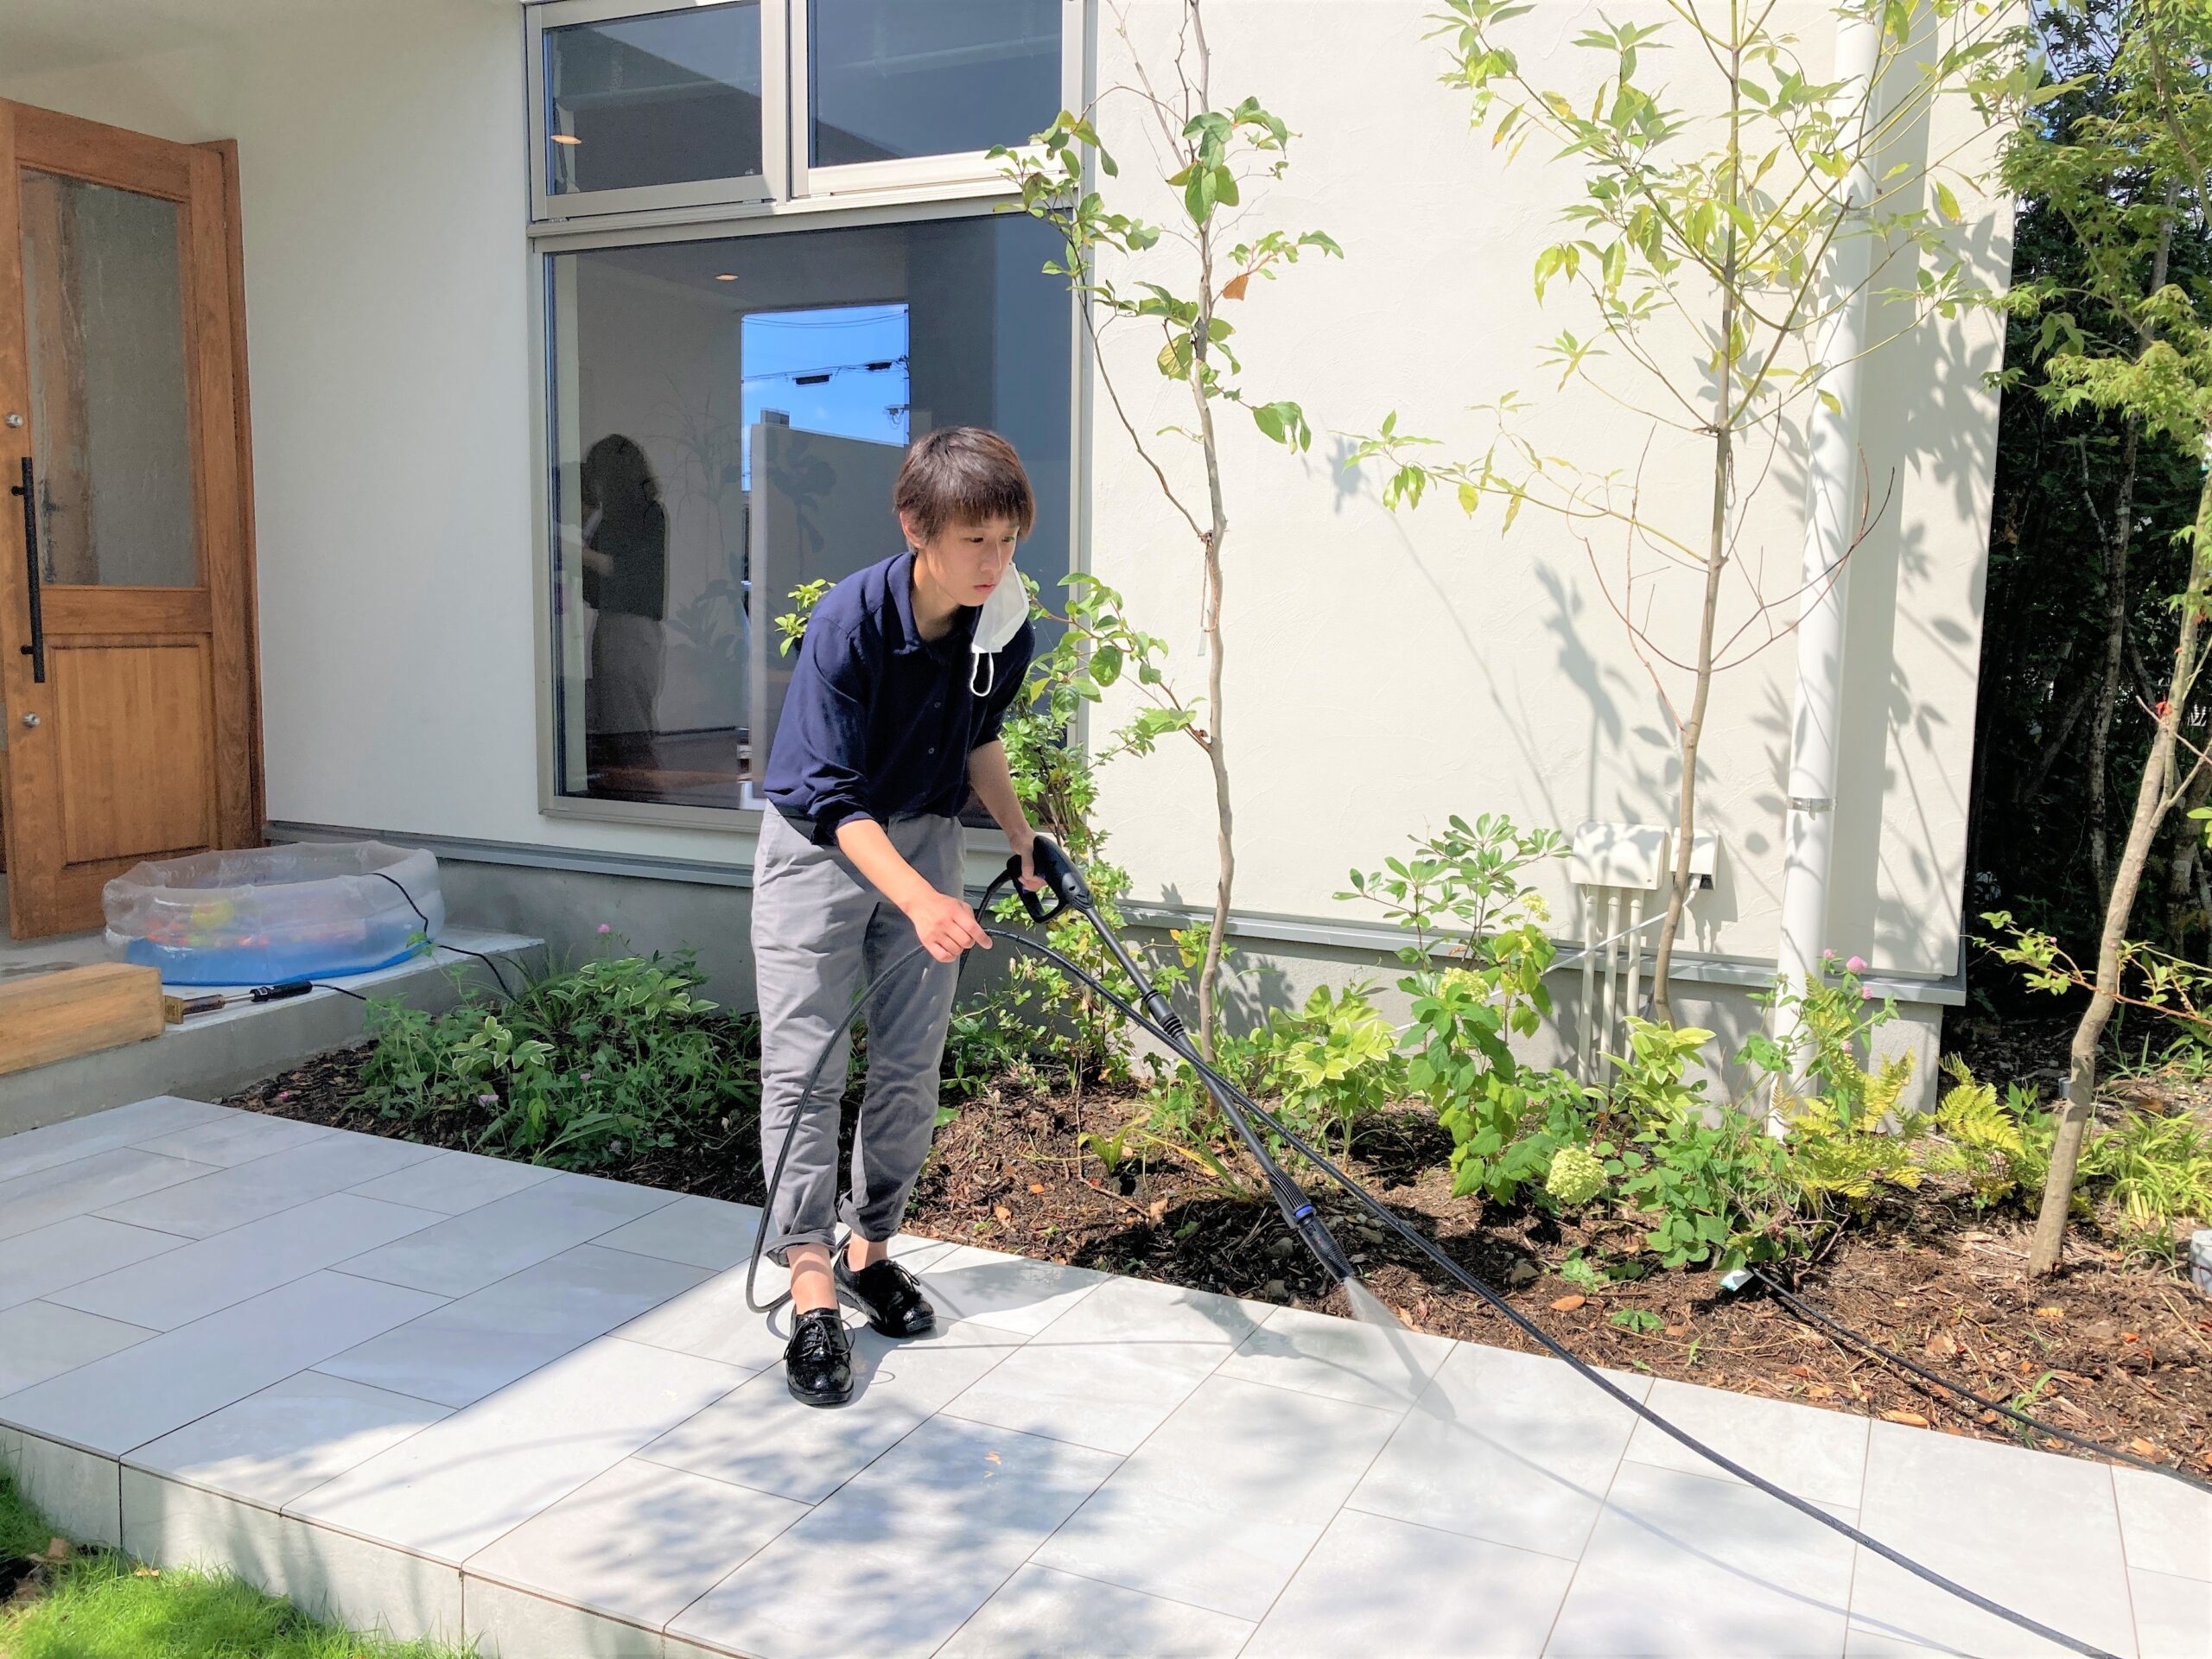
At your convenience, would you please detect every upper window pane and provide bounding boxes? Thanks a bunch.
[810,0,1059,168]
[546,2,764,197]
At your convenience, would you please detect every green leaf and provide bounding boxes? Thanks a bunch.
[1933,180,1962,224]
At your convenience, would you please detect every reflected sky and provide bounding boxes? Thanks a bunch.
[741,302,910,487]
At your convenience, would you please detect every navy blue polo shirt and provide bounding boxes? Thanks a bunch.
[763,550,1034,846]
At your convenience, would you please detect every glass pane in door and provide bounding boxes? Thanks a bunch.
[18,168,197,588]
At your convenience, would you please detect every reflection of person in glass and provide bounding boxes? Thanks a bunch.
[580,435,669,755]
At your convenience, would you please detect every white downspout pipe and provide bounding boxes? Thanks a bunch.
[1773,10,1884,1128]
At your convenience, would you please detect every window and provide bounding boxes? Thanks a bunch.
[797,0,1064,193]
[543,212,1071,811]
[528,0,1071,219]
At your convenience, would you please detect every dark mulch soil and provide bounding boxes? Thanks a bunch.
[229,1046,2212,1482]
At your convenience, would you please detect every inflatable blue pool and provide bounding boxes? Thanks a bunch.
[102,842,445,986]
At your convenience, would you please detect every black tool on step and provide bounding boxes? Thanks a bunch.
[162,979,316,1024]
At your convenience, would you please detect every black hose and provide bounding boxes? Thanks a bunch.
[369,868,521,1000]
[745,911,2118,1658]
[1750,1267,2212,1495]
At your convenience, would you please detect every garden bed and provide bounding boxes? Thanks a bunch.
[228,1041,2212,1480]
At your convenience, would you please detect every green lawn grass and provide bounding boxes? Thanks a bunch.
[0,1469,471,1659]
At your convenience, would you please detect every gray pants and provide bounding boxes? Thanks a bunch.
[752,807,963,1262]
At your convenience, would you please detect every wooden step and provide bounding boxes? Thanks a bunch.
[0,963,163,1077]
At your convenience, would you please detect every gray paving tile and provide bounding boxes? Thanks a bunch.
[2114,1467,2212,1582]
[1106,1372,1405,1529]
[1848,1421,2137,1659]
[1347,1339,1651,1560]
[346,1147,561,1214]
[131,1111,334,1167]
[334,1172,681,1297]
[1217,1302,1455,1411]
[92,1131,442,1239]
[2132,1567,2212,1659]
[12,1429,122,1546]
[667,1525,1025,1659]
[614,1270,811,1375]
[0,1214,189,1313]
[593,1194,763,1270]
[292,1337,747,1566]
[786,1414,1117,1553]
[1028,1482,1325,1623]
[320,1243,710,1408]
[915,1244,1108,1334]
[129,1371,451,1510]
[1545,1461,1856,1656]
[0,1270,447,1456]
[0,1147,220,1243]
[467,1457,804,1630]
[1244,1508,1575,1657]
[936,1562,1254,1658]
[1027,1374,1404,1623]
[0,1301,154,1395]
[0,1097,233,1184]
[467,1576,666,1658]
[1622,1376,1872,1509]
[48,1193,443,1331]
[940,1336,1226,1454]
[1027,1273,1267,1346]
[638,1321,1020,1503]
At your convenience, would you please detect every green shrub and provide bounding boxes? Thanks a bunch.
[359,948,757,1168]
[1238,982,1406,1157]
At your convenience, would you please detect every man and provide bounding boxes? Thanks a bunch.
[753,425,1039,1407]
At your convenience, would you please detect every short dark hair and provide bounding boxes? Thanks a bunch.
[893,426,1036,543]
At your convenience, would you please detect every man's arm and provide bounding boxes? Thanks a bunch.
[968,740,1040,888]
[835,819,989,963]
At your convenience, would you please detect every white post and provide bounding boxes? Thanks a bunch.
[1773,9,1884,1128]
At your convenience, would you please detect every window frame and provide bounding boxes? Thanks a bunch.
[526,193,1091,832]
[789,0,1083,199]
[525,0,1077,221]
[527,0,786,224]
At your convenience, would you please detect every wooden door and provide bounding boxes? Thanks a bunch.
[0,103,258,938]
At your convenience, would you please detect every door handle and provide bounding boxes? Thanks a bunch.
[10,456,44,685]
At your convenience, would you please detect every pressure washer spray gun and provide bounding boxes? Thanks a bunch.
[978,834,1388,1325]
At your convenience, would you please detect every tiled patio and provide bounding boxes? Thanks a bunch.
[1,1096,2207,1658]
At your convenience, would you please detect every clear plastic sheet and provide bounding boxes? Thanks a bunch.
[103,842,444,985]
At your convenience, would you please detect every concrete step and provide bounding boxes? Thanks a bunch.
[0,927,543,1140]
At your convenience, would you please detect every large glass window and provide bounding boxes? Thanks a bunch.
[544,212,1070,810]
[807,0,1061,169]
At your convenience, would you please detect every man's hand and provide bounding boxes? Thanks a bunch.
[906,890,991,963]
[1015,834,1044,893]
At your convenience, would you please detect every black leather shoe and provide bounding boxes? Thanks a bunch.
[836,1255,938,1338]
[785,1307,854,1408]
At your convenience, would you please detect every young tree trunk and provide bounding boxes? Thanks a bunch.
[1650,417,1734,1027]
[2031,464,2212,1275]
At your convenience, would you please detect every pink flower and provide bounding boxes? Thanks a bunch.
[597,923,612,935]
[275,1090,291,1103]
[1860,987,1875,1000]
[477,1092,497,1106]
[1847,956,1867,973]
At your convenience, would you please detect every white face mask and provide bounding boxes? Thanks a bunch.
[969,575,1027,697]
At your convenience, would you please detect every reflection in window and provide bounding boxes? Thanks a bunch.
[545,213,1068,809]
[810,0,1059,168]
[546,2,764,197]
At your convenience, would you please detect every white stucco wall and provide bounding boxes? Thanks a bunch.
[1082,0,2008,983]
[0,0,2008,993]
